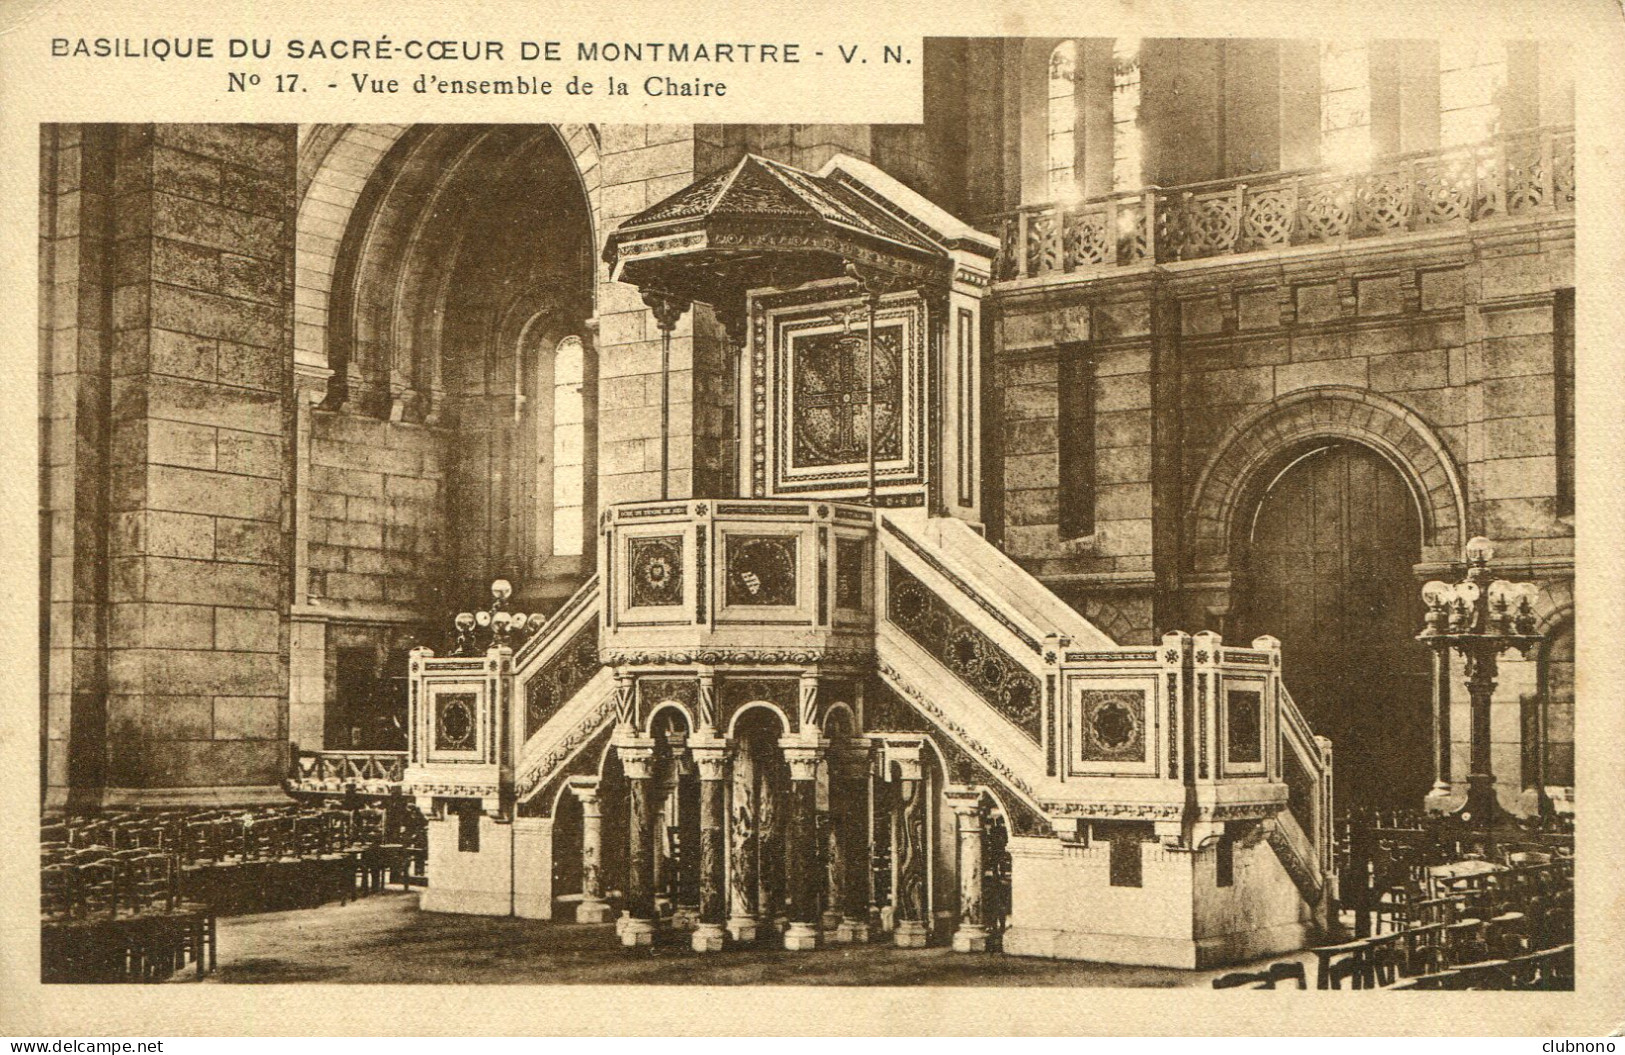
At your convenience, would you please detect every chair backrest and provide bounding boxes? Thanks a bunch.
[1212,971,1273,989]
[1265,961,1307,989]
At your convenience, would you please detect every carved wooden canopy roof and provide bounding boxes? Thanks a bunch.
[603,154,953,331]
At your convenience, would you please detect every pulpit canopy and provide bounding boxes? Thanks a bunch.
[602,153,958,329]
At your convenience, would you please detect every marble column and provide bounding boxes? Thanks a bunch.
[618,742,659,947]
[570,779,613,924]
[756,749,786,934]
[689,740,729,952]
[781,744,825,950]
[726,740,760,943]
[947,791,988,953]
[892,752,929,948]
[832,745,873,943]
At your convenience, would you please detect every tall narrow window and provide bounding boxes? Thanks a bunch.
[1320,41,1372,171]
[1555,288,1575,518]
[552,336,586,556]
[1111,38,1143,192]
[1439,41,1507,147]
[1047,41,1078,200]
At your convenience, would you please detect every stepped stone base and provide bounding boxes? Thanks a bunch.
[1000,828,1316,968]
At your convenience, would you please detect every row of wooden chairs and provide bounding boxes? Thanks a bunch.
[40,846,215,983]
[1387,943,1574,990]
[42,908,216,984]
[44,802,427,919]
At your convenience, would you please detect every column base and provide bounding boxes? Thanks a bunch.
[1516,785,1550,821]
[893,920,929,948]
[1424,783,1465,814]
[783,922,820,950]
[820,909,843,932]
[577,899,614,924]
[691,923,727,952]
[952,925,989,953]
[726,916,759,944]
[833,918,870,944]
[620,918,657,947]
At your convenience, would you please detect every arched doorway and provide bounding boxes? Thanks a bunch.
[1237,441,1431,812]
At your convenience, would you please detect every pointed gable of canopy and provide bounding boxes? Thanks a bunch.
[602,154,982,328]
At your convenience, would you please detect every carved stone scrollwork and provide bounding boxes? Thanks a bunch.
[641,289,691,333]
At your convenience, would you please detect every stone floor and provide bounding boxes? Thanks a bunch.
[174,892,1318,986]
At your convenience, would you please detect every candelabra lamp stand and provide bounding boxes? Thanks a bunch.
[1417,537,1543,832]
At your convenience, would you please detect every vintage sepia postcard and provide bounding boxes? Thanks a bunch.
[1,0,1622,1038]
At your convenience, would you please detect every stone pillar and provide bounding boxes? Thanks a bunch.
[570,778,613,924]
[1425,648,1458,813]
[42,125,298,807]
[832,744,873,943]
[892,750,929,948]
[689,740,729,952]
[781,743,825,950]
[618,741,658,947]
[947,791,988,953]
[726,740,759,943]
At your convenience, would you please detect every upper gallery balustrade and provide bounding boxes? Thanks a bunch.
[993,125,1574,282]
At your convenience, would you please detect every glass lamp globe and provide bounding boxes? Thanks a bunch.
[1464,536,1496,564]
[454,612,475,632]
[474,610,492,628]
[491,579,513,602]
[1422,581,1452,607]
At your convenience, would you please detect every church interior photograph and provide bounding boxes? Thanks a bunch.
[36,34,1575,989]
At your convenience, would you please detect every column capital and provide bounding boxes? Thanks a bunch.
[566,776,601,805]
[688,737,731,781]
[880,737,924,782]
[944,787,984,820]
[780,741,827,782]
[832,740,874,782]
[616,739,658,780]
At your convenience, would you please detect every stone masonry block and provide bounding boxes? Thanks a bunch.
[147,418,216,471]
[147,464,280,521]
[215,429,281,478]
[145,509,216,560]
[215,517,282,564]
[213,606,280,652]
[213,696,282,740]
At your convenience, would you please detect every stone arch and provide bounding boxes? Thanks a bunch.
[644,699,695,736]
[294,123,603,388]
[1533,580,1574,636]
[821,701,859,738]
[726,701,793,740]
[1186,386,1467,567]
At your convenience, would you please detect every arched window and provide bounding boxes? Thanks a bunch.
[1111,38,1142,192]
[1320,41,1372,170]
[1439,41,1507,146]
[551,335,586,557]
[1047,41,1078,200]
